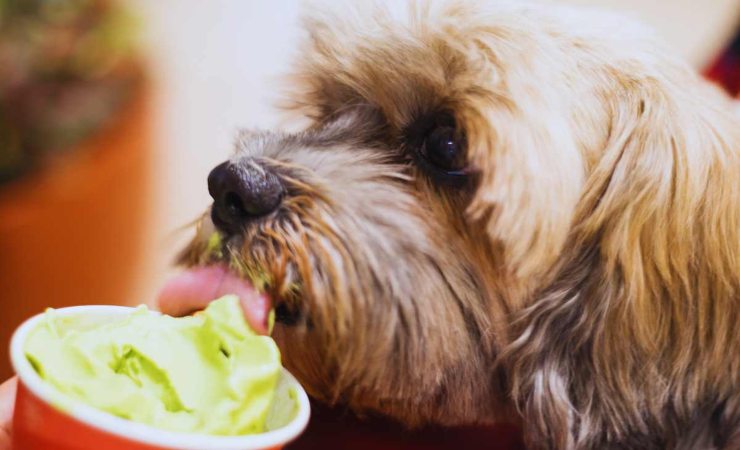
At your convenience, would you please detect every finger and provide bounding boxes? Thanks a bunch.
[0,377,17,450]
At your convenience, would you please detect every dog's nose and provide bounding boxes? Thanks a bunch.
[208,160,283,232]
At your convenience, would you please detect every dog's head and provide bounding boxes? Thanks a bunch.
[175,0,740,437]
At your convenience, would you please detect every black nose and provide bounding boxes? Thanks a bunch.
[208,160,284,233]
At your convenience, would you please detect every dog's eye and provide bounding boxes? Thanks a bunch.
[417,124,468,181]
[420,126,466,173]
[406,112,471,186]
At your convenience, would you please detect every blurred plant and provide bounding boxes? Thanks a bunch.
[0,0,138,184]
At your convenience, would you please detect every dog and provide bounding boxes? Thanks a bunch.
[173,1,740,448]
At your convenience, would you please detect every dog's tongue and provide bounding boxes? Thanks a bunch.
[157,265,270,335]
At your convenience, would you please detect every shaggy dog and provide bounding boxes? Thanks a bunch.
[174,1,739,448]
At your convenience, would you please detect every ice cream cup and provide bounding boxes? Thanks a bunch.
[10,305,311,450]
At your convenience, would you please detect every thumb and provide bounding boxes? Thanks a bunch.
[0,377,17,450]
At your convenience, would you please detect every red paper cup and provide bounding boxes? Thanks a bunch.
[10,305,310,450]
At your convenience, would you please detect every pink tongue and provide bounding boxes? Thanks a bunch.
[157,265,270,335]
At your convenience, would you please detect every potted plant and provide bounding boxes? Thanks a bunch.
[0,0,152,379]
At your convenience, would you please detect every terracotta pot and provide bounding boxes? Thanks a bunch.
[0,80,152,379]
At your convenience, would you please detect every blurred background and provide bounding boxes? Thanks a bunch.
[0,0,738,382]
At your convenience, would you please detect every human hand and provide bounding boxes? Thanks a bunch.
[0,377,17,450]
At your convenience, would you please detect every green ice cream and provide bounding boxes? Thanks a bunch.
[24,296,283,436]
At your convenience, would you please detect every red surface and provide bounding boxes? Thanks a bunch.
[287,401,525,450]
[706,31,740,96]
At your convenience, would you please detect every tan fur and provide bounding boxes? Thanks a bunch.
[180,1,739,448]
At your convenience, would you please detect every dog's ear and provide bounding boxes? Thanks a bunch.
[460,91,586,281]
[504,72,740,447]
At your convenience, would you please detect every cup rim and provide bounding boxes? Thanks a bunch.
[10,305,311,450]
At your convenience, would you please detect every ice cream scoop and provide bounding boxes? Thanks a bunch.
[23,296,281,436]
